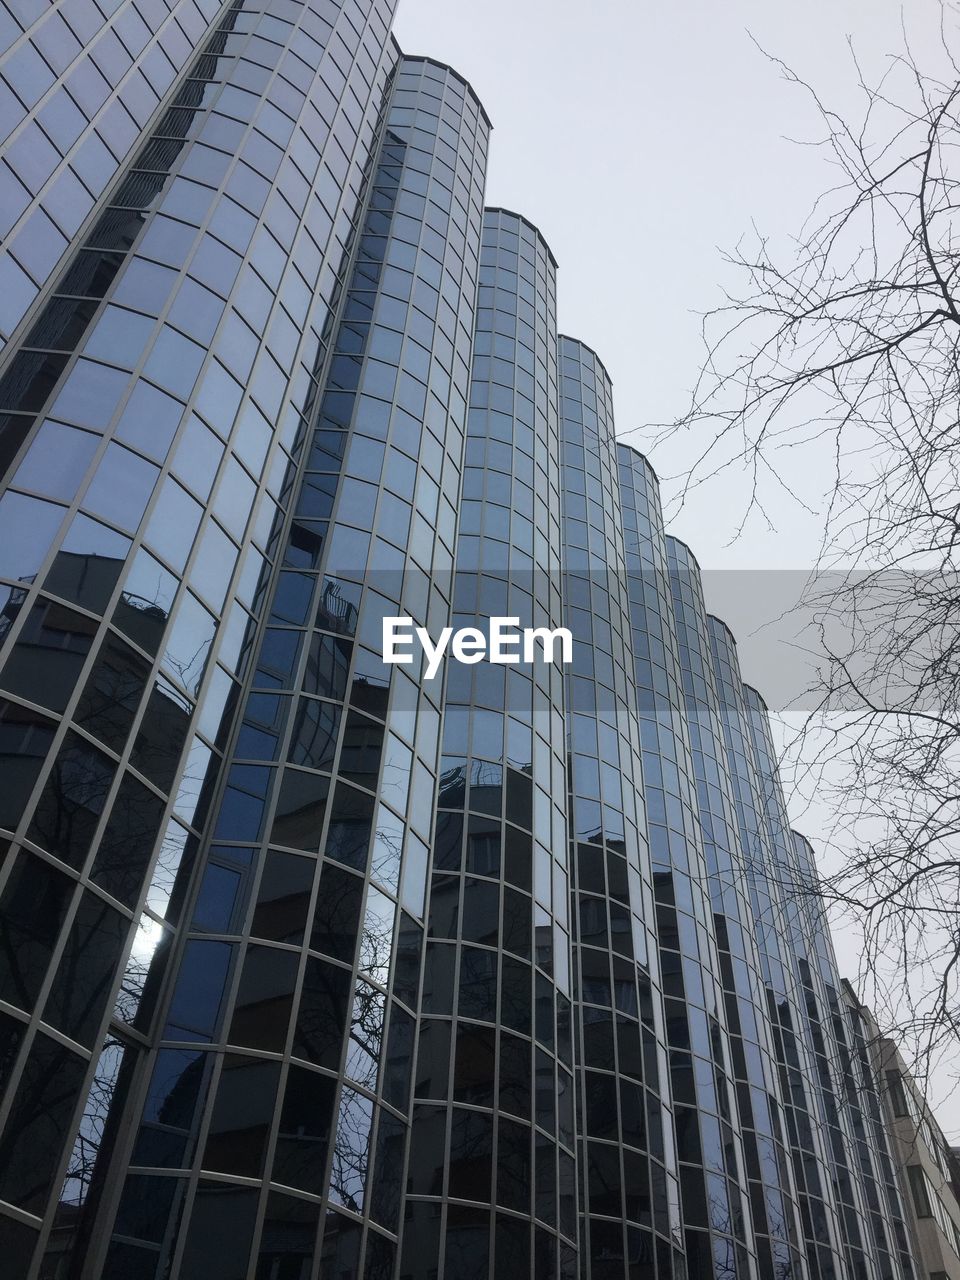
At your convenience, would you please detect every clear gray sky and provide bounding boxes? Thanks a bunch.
[395,0,960,1131]
[396,0,953,567]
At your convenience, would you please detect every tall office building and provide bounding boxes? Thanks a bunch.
[0,3,925,1278]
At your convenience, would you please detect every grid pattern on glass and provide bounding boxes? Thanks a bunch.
[89,54,490,1280]
[560,336,684,1280]
[0,1,403,1273]
[0,5,930,1279]
[666,535,812,1280]
[0,0,227,353]
[746,690,916,1280]
[401,207,575,1280]
[835,977,923,1280]
[708,618,857,1279]
[793,832,919,1280]
[618,446,757,1280]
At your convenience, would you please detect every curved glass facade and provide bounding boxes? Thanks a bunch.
[401,208,574,1280]
[619,449,755,1280]
[560,339,684,1280]
[708,619,849,1280]
[746,691,915,1280]
[0,0,230,356]
[0,2,405,1274]
[85,52,488,1280]
[666,536,809,1280]
[0,4,925,1279]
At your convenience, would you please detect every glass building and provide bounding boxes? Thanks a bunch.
[0,3,922,1278]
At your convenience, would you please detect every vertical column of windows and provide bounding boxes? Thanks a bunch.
[93,55,488,1280]
[560,337,684,1280]
[0,2,401,1274]
[0,0,226,352]
[402,208,574,1280]
[618,449,757,1280]
[784,826,918,1280]
[745,690,904,1280]
[708,619,847,1280]
[665,535,811,1280]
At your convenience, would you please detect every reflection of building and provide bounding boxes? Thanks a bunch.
[845,982,960,1280]
[0,2,938,1278]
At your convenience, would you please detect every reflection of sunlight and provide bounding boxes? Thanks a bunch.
[131,913,165,962]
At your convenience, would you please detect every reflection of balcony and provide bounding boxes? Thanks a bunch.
[114,589,170,655]
[437,764,467,808]
[315,579,359,636]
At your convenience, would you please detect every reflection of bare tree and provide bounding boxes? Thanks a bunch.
[113,916,169,1029]
[58,1038,125,1211]
[27,734,114,870]
[0,1036,92,1258]
[344,980,385,1094]
[328,1087,373,1213]
[369,816,402,894]
[326,895,395,1213]
[357,888,395,989]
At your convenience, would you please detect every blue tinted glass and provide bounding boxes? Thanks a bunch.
[48,359,130,430]
[114,381,184,462]
[13,421,98,502]
[193,847,255,934]
[211,458,254,543]
[84,306,156,369]
[171,415,223,501]
[190,520,238,611]
[145,476,203,572]
[82,443,159,532]
[48,512,131,610]
[142,327,206,398]
[0,490,65,581]
[165,940,233,1040]
[213,764,271,842]
[116,547,178,642]
[166,277,226,346]
[163,591,216,696]
[110,258,179,314]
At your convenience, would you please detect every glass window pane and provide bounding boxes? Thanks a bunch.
[114,547,177,654]
[46,512,131,612]
[13,421,98,502]
[0,852,74,1013]
[162,591,215,697]
[227,944,297,1052]
[114,381,184,462]
[202,1057,280,1178]
[144,476,203,573]
[0,490,65,584]
[26,730,115,868]
[0,1030,87,1214]
[82,442,159,533]
[42,889,128,1047]
[251,849,314,944]
[1,598,97,713]
[89,772,165,908]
